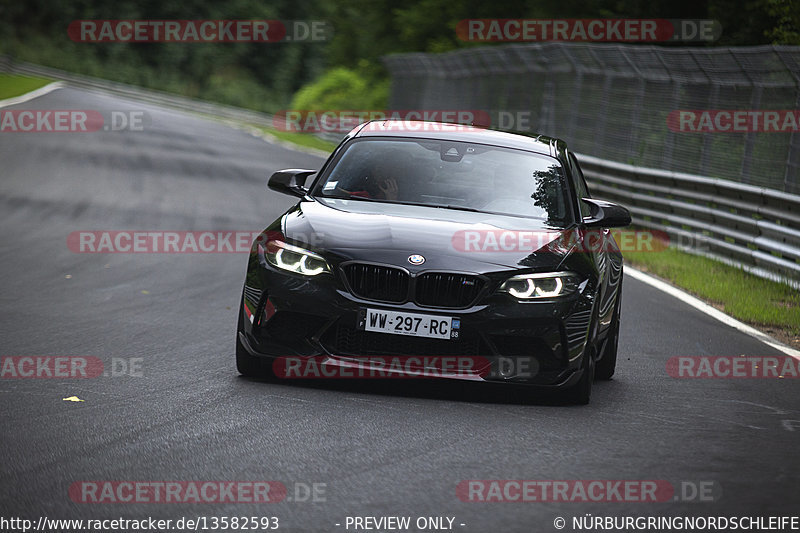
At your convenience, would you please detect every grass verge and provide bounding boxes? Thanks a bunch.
[259,127,339,153]
[0,73,53,100]
[625,246,800,343]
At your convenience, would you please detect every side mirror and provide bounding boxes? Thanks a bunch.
[268,169,316,198]
[582,198,632,228]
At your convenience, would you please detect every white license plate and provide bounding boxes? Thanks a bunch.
[361,308,460,340]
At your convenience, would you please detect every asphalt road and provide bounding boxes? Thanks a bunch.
[1,87,798,532]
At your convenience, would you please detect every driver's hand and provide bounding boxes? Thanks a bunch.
[378,177,399,201]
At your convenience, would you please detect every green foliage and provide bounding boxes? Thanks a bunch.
[0,0,793,114]
[762,0,800,44]
[290,67,387,110]
[0,0,326,113]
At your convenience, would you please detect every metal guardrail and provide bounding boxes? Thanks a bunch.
[3,56,799,285]
[578,153,800,286]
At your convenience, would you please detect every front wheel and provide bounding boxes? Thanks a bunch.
[595,318,619,381]
[595,290,622,381]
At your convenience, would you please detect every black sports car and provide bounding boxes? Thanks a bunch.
[237,120,631,404]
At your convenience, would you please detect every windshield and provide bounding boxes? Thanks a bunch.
[313,138,570,226]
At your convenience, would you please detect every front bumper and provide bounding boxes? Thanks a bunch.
[239,257,595,388]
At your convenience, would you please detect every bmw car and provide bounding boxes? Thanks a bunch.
[236,120,631,404]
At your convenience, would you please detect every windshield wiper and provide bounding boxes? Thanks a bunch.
[324,197,481,212]
[435,204,481,213]
[325,193,376,202]
[394,200,482,212]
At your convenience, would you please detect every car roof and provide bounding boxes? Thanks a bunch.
[351,120,564,158]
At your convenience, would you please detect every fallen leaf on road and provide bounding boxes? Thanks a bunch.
[62,396,85,402]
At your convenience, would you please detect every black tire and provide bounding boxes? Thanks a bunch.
[564,348,594,405]
[595,319,619,381]
[235,294,273,378]
[595,291,622,381]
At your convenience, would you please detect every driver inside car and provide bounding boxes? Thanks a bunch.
[337,159,402,201]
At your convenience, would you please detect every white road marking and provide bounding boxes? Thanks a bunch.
[626,267,800,360]
[782,420,800,431]
[721,400,792,416]
[0,81,64,109]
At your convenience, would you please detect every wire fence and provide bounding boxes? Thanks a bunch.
[383,43,800,194]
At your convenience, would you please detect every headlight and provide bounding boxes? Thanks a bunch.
[263,240,330,276]
[499,272,579,299]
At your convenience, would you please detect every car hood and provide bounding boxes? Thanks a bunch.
[281,198,576,273]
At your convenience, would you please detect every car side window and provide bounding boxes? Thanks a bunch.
[568,152,592,218]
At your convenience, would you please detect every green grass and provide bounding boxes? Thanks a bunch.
[625,246,800,336]
[0,73,52,100]
[259,127,339,153]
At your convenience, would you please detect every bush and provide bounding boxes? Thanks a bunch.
[289,67,388,111]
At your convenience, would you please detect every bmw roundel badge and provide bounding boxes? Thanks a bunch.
[407,254,425,265]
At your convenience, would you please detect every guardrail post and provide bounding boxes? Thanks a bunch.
[741,85,763,184]
[699,84,719,176]
[786,92,800,194]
